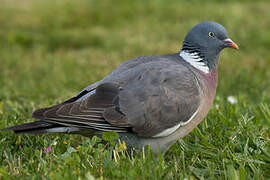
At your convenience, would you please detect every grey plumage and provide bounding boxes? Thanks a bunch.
[1,21,238,154]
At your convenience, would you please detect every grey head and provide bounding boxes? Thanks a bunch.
[181,21,238,70]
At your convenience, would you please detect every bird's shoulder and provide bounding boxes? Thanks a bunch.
[103,53,195,85]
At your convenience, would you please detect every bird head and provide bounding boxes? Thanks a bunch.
[181,21,238,70]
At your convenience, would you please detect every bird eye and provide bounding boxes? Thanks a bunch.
[208,32,215,37]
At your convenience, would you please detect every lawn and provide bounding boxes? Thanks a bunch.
[0,0,270,179]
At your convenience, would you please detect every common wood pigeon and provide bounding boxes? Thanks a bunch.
[1,21,238,155]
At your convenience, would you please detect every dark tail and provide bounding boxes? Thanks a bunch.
[0,120,80,134]
[0,91,94,135]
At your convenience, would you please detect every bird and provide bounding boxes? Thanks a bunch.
[0,21,238,155]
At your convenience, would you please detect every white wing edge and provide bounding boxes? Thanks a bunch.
[152,109,199,138]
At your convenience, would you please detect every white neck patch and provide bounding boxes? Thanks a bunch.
[179,50,209,73]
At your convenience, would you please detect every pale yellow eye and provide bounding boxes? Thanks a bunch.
[208,32,215,37]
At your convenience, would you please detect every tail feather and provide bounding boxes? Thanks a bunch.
[1,121,51,131]
[0,120,79,134]
[14,127,81,134]
[0,92,95,135]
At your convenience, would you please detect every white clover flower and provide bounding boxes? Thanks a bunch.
[52,141,58,146]
[227,96,237,104]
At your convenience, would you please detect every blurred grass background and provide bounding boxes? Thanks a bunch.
[0,0,270,179]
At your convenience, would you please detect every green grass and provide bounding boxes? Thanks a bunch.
[0,0,270,179]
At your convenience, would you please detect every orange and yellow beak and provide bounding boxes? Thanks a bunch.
[223,38,239,50]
